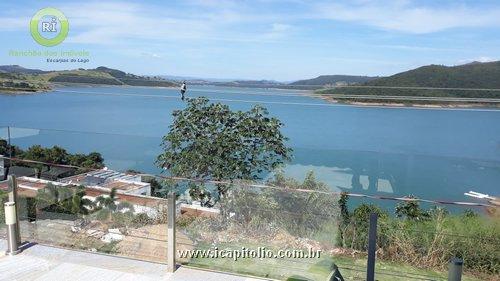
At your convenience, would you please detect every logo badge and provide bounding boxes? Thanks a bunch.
[30,7,69,47]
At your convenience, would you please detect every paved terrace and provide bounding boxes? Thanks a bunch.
[0,240,269,281]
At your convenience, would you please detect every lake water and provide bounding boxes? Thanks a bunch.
[1,85,499,209]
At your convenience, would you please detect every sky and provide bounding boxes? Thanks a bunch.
[0,0,499,81]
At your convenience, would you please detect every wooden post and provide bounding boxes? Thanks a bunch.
[167,192,176,272]
[366,212,378,281]
[7,175,21,245]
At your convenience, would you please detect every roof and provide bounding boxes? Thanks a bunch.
[0,176,165,208]
[85,188,167,208]
[58,169,149,193]
[0,176,68,197]
[4,166,36,178]
[0,177,57,191]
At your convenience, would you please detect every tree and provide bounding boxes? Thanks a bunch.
[45,146,69,168]
[69,187,94,215]
[95,188,118,212]
[157,97,292,204]
[35,184,93,215]
[395,195,430,221]
[69,152,104,169]
[0,138,22,157]
[23,145,47,178]
[346,203,388,250]
[337,192,350,247]
[220,171,339,235]
[15,144,104,177]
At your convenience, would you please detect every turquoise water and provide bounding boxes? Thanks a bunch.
[1,85,499,208]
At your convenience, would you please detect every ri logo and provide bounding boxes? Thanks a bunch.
[42,17,58,32]
[30,7,69,47]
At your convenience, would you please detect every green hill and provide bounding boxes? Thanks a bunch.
[367,61,500,88]
[0,66,178,92]
[0,65,46,74]
[318,61,500,100]
[290,75,378,86]
[47,66,178,87]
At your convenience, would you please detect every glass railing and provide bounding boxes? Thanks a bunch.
[1,125,499,280]
[13,181,169,263]
[0,189,7,239]
[170,178,341,280]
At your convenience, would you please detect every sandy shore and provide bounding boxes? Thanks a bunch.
[311,94,500,109]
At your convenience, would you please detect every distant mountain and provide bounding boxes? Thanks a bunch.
[366,61,500,88]
[47,67,178,87]
[93,66,127,78]
[290,75,378,86]
[216,80,284,87]
[0,66,178,92]
[319,61,500,100]
[0,65,46,74]
[161,75,235,83]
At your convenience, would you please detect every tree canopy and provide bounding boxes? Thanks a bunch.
[1,139,104,179]
[157,97,292,201]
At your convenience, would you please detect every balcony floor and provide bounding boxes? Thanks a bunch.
[0,240,268,281]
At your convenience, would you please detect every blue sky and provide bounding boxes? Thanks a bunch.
[0,0,499,81]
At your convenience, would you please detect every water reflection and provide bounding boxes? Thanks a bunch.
[287,147,500,202]
[3,127,499,204]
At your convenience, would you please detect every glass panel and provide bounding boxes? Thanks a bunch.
[0,188,7,239]
[3,127,170,262]
[174,178,343,280]
[16,182,169,262]
[7,126,161,175]
[0,125,497,279]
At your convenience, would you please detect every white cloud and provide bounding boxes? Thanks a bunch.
[314,0,500,33]
[263,23,292,39]
[61,2,214,44]
[140,52,162,59]
[271,23,291,32]
[373,44,459,52]
[458,56,497,64]
[0,17,28,31]
[1,0,499,45]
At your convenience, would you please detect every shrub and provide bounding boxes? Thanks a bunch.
[339,195,500,276]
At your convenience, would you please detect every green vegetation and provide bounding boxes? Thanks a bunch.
[178,172,339,280]
[0,139,104,179]
[186,243,482,281]
[222,171,338,236]
[365,61,500,89]
[0,189,8,225]
[35,183,92,216]
[177,173,496,280]
[339,194,500,278]
[0,72,51,92]
[0,65,178,92]
[317,61,500,104]
[19,182,153,228]
[290,75,378,86]
[48,73,123,85]
[157,97,292,206]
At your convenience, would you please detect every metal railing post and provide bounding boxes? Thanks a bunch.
[448,257,463,281]
[7,175,21,246]
[167,192,176,273]
[4,202,21,255]
[366,212,378,281]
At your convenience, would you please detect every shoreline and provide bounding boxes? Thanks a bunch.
[0,87,50,94]
[52,82,178,90]
[0,82,179,95]
[311,94,500,109]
